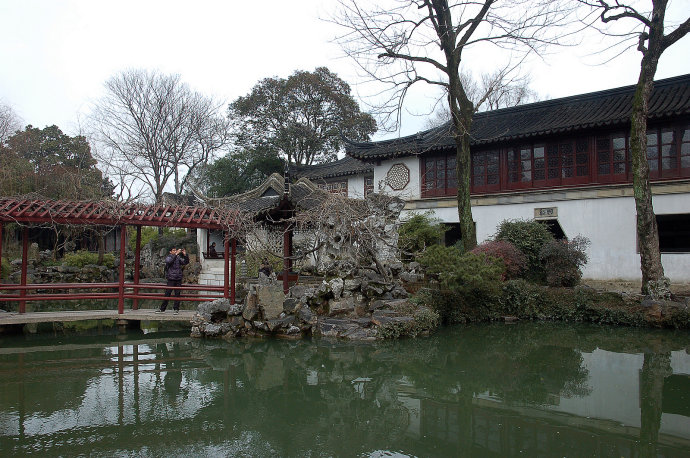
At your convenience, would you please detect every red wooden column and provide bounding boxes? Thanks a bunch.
[283,223,289,295]
[117,225,126,314]
[223,233,230,299]
[132,226,141,310]
[19,227,28,314]
[230,238,236,304]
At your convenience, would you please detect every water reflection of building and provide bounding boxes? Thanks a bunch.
[399,349,690,456]
[2,333,690,456]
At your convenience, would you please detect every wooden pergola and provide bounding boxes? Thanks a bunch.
[0,198,240,314]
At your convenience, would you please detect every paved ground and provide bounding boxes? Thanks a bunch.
[0,309,196,326]
[581,279,690,297]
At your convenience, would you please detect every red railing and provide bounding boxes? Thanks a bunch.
[0,282,225,306]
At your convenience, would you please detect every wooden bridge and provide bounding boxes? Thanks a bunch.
[0,198,240,322]
[0,309,196,326]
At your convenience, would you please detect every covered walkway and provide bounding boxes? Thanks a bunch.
[0,198,241,315]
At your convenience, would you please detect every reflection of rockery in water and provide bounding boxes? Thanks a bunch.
[1,325,690,456]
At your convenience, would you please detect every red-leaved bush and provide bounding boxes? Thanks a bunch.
[471,240,527,280]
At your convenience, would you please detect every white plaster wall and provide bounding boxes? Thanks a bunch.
[374,157,421,200]
[401,193,690,281]
[197,230,208,262]
[348,175,365,199]
[197,229,226,263]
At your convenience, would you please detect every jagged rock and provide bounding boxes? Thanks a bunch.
[391,286,409,299]
[408,262,420,271]
[354,303,368,317]
[353,317,373,327]
[316,281,333,299]
[228,304,243,316]
[328,278,344,298]
[203,323,224,337]
[364,283,385,297]
[315,318,359,338]
[369,300,387,311]
[296,305,313,323]
[267,316,295,332]
[258,284,285,319]
[197,298,232,321]
[343,278,361,292]
[289,285,315,300]
[371,314,414,327]
[286,325,301,335]
[342,327,378,341]
[399,271,421,283]
[363,270,385,283]
[283,298,298,313]
[253,321,269,332]
[243,294,260,321]
[329,297,355,316]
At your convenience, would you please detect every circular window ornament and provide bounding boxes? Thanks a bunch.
[386,163,410,191]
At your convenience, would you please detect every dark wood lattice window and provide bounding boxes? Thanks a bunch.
[596,133,628,183]
[422,153,457,197]
[542,139,589,186]
[682,126,690,173]
[472,149,500,193]
[647,124,690,179]
[507,146,533,189]
[320,180,348,195]
[533,145,546,182]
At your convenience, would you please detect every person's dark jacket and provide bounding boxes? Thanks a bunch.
[165,253,189,281]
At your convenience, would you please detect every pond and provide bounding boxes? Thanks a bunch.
[0,322,689,457]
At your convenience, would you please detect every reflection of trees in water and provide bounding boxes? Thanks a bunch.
[1,323,689,456]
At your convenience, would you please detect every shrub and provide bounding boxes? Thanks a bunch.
[494,219,555,282]
[63,250,115,268]
[417,244,464,279]
[398,212,446,258]
[241,251,283,277]
[471,240,527,279]
[127,226,160,252]
[417,246,505,323]
[539,235,590,287]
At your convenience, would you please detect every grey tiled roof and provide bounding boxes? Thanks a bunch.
[205,173,329,215]
[290,156,373,180]
[345,73,690,160]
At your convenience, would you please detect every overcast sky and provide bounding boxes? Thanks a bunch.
[1,0,689,142]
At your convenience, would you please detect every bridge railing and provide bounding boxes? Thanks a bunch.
[0,282,225,308]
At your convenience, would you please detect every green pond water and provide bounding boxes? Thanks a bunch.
[0,322,689,457]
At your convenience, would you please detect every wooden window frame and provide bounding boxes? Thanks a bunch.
[595,132,629,184]
[471,149,500,193]
[421,152,457,198]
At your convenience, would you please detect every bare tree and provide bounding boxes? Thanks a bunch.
[334,0,574,251]
[90,69,230,204]
[580,0,690,295]
[0,102,22,144]
[425,70,539,128]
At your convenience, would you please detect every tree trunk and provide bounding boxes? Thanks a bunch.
[449,86,478,252]
[97,231,105,265]
[639,351,671,457]
[455,129,477,252]
[629,8,667,294]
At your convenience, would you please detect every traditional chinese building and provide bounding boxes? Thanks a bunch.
[295,74,690,282]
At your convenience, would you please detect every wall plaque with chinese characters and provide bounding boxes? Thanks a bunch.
[534,207,558,219]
